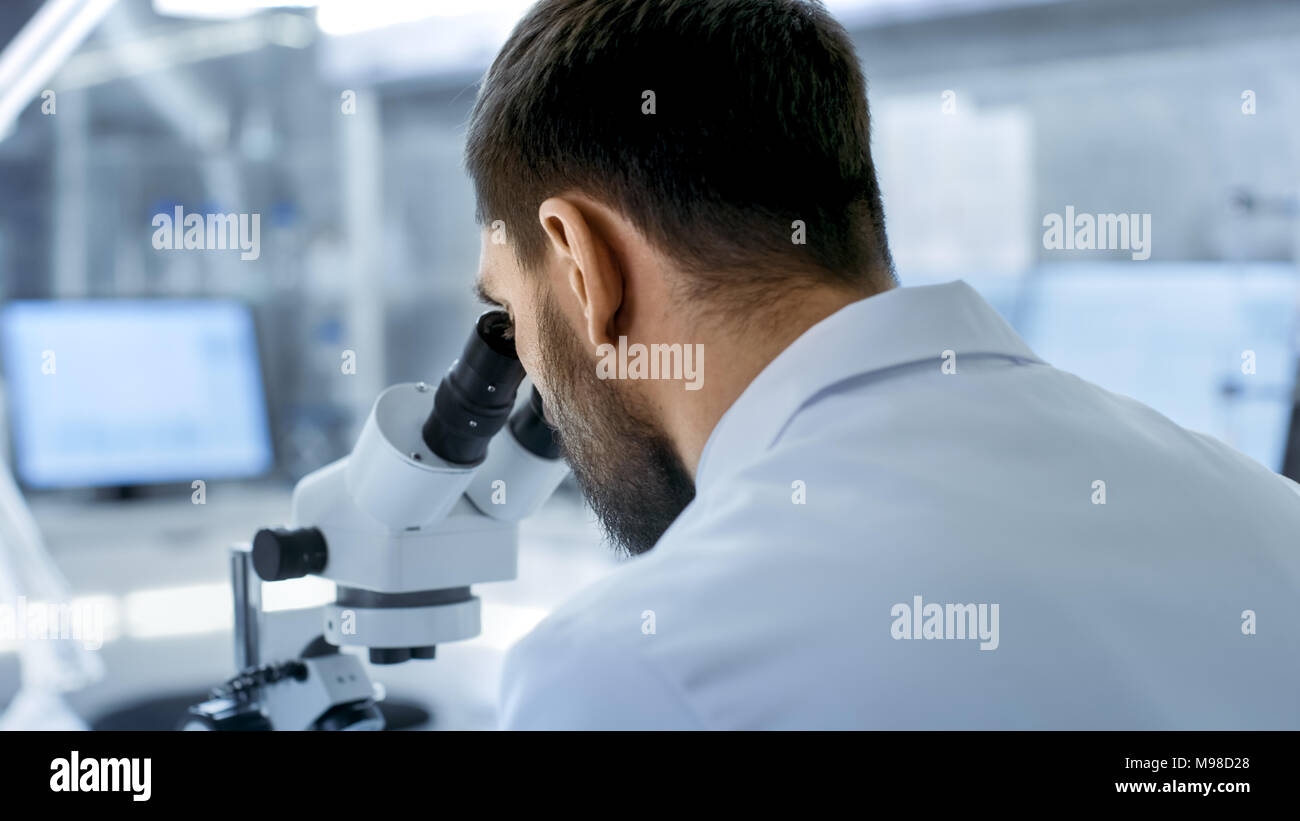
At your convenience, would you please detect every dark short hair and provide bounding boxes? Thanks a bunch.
[465,0,895,302]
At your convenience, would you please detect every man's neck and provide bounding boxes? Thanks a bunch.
[663,282,886,479]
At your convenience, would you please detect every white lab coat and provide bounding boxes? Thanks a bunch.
[499,280,1300,729]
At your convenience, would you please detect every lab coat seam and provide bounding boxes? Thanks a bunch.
[697,284,1044,491]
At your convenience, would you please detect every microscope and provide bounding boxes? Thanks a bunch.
[182,311,568,730]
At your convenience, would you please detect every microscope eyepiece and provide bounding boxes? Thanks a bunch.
[472,310,518,359]
[510,386,563,460]
[422,310,526,465]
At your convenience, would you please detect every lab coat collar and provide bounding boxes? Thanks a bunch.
[693,279,1045,492]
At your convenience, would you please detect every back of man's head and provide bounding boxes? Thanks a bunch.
[466,0,895,307]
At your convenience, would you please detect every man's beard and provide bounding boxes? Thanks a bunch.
[535,291,696,556]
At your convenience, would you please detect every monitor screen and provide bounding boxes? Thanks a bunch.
[0,299,274,489]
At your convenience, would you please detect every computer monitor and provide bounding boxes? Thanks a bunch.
[0,299,274,490]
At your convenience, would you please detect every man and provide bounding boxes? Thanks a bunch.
[465,0,1300,729]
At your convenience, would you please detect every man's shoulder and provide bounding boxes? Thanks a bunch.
[507,543,696,662]
[498,554,707,729]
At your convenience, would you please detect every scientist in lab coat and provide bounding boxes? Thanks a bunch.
[463,0,1300,729]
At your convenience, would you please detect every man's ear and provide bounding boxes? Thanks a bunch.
[537,196,623,348]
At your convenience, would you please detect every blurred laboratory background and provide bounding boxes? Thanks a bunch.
[0,0,1298,729]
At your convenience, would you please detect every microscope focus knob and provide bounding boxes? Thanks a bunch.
[252,527,328,581]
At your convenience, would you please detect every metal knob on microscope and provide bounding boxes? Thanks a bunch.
[251,527,328,581]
